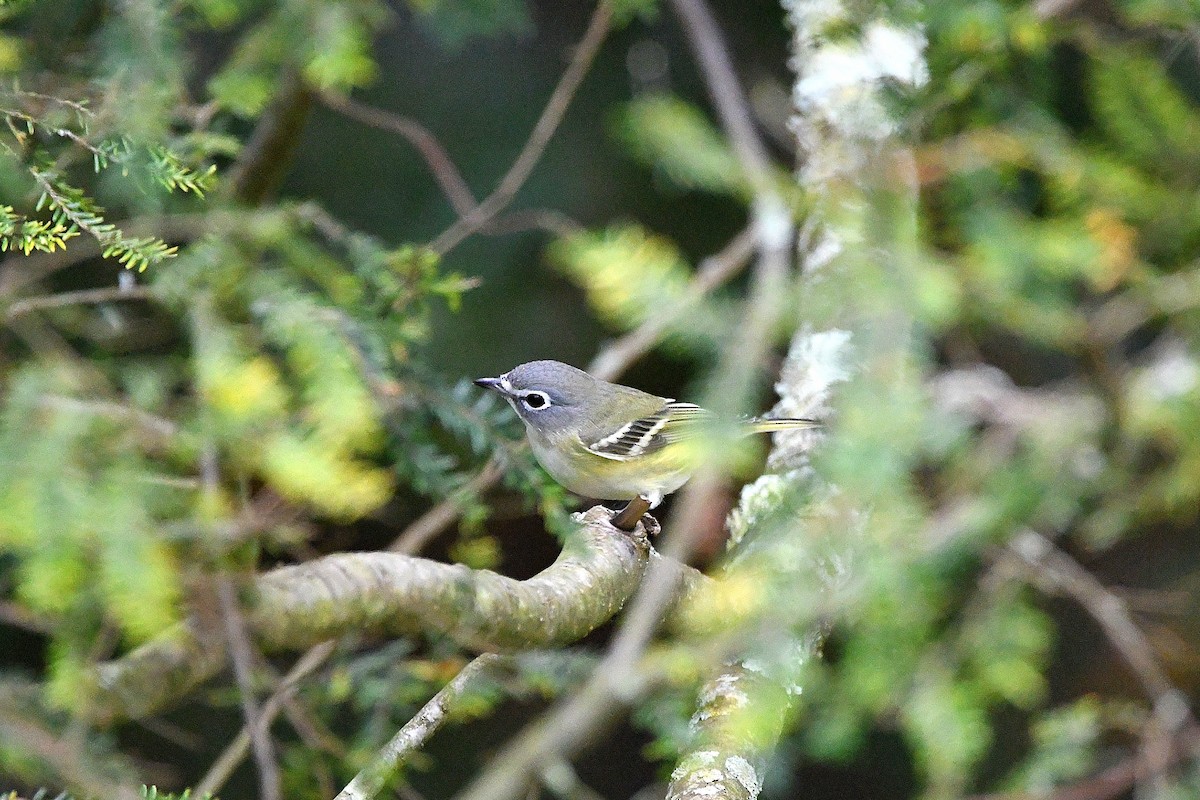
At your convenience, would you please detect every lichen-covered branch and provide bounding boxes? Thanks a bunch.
[667,668,789,800]
[667,0,930,796]
[84,506,652,724]
[336,654,503,800]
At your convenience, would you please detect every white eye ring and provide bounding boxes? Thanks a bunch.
[521,391,551,410]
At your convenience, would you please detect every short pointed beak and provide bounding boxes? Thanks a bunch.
[474,376,505,393]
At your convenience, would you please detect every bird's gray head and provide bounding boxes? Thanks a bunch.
[474,360,595,436]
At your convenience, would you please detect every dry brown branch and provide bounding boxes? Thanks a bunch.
[320,92,479,217]
[229,68,314,204]
[194,641,336,799]
[4,285,153,321]
[428,1,613,255]
[0,700,141,800]
[216,575,283,800]
[967,726,1200,800]
[1009,530,1188,714]
[1009,529,1200,792]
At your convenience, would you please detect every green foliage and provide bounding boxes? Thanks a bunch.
[551,224,691,329]
[141,787,199,800]
[616,95,743,195]
[549,223,732,359]
[0,96,215,270]
[31,169,179,271]
[205,0,387,116]
[2,0,1199,798]
[0,204,77,254]
[1001,697,1103,793]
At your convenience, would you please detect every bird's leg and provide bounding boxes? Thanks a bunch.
[611,495,655,533]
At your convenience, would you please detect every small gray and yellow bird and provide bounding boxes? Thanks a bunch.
[475,360,819,508]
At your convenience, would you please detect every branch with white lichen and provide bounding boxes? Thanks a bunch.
[666,0,929,796]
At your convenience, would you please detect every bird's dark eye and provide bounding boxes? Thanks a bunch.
[522,392,550,410]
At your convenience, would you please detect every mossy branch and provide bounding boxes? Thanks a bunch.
[84,507,655,724]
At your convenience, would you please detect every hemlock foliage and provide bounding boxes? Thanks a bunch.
[1,0,1199,799]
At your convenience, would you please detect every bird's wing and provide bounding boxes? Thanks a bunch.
[584,402,713,461]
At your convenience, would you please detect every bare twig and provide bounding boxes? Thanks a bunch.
[37,395,179,440]
[428,1,614,255]
[216,575,283,800]
[540,758,609,800]
[4,285,153,321]
[195,640,337,800]
[388,459,505,553]
[1009,529,1200,793]
[309,101,585,241]
[586,224,757,381]
[668,0,776,193]
[1009,530,1189,715]
[0,705,141,800]
[336,654,503,800]
[967,725,1200,800]
[0,600,53,634]
[319,92,479,217]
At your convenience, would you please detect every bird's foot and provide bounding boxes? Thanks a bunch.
[611,495,655,533]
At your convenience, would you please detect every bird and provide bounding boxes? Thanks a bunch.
[474,360,820,508]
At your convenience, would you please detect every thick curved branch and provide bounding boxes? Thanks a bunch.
[85,506,652,724]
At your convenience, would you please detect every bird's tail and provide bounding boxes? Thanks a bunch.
[746,417,822,435]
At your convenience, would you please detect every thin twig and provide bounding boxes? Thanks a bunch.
[966,725,1200,800]
[0,706,141,800]
[1009,529,1200,791]
[586,223,756,380]
[428,1,614,255]
[304,104,585,241]
[335,654,502,800]
[668,0,776,193]
[37,395,179,439]
[4,285,153,321]
[389,460,505,553]
[539,758,608,800]
[194,640,336,800]
[1009,530,1187,713]
[319,92,479,217]
[0,600,53,634]
[216,576,283,800]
